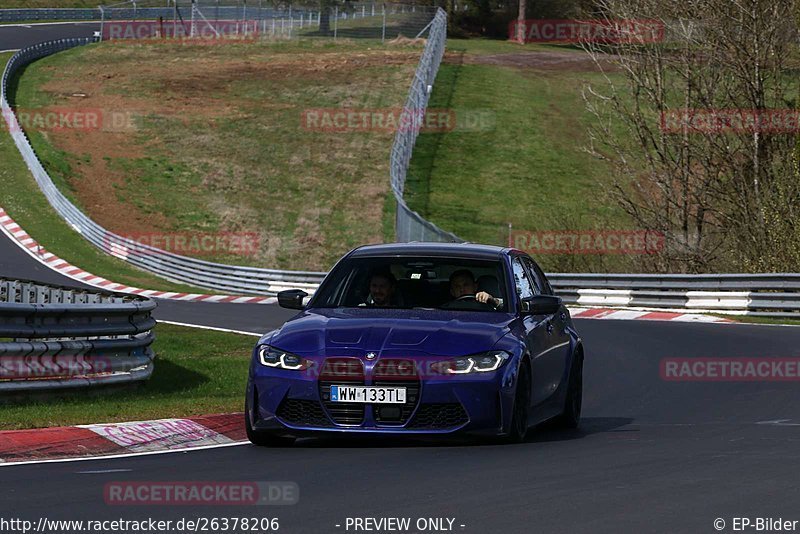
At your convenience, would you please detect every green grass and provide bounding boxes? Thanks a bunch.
[719,315,800,327]
[406,39,635,272]
[1,53,218,293]
[0,324,258,430]
[14,39,416,271]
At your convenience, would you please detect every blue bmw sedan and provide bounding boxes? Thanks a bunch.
[245,243,584,445]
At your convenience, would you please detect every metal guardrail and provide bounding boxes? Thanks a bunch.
[548,273,800,291]
[550,274,800,318]
[0,278,156,392]
[0,6,316,23]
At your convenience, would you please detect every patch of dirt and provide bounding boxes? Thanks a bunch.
[460,50,620,72]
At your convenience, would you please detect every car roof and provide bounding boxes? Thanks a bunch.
[348,242,509,260]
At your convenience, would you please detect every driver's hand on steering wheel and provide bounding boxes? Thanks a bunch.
[475,291,499,307]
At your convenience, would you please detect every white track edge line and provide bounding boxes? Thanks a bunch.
[158,320,262,337]
[0,441,248,468]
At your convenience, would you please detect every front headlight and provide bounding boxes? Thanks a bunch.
[258,346,312,370]
[431,351,511,374]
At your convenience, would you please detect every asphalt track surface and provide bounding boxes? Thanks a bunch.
[0,22,99,52]
[2,23,800,534]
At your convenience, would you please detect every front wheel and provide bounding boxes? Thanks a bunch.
[245,401,295,447]
[554,353,583,429]
[504,363,531,443]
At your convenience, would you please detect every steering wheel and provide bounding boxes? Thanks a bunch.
[455,295,477,301]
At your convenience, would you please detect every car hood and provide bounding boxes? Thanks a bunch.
[266,307,515,357]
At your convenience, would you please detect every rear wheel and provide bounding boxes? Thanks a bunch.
[554,352,583,429]
[245,400,295,447]
[505,363,531,443]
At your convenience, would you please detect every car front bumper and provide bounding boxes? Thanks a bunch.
[246,362,519,437]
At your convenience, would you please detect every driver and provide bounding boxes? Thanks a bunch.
[362,271,398,307]
[446,269,502,309]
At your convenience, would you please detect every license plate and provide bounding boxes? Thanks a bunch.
[330,385,406,404]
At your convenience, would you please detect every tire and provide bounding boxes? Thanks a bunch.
[505,363,531,443]
[245,400,295,447]
[554,352,583,429]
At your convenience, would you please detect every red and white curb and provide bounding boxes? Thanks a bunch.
[0,206,276,304]
[0,413,246,465]
[570,307,732,323]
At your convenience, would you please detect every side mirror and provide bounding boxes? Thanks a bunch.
[277,289,308,310]
[520,295,562,316]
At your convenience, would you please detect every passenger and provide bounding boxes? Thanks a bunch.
[445,269,502,309]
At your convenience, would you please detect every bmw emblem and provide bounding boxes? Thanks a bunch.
[366,352,377,360]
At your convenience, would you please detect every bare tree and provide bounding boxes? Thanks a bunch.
[581,0,799,272]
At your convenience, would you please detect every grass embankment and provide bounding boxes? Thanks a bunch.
[1,54,214,294]
[13,39,418,271]
[406,39,637,272]
[0,324,258,430]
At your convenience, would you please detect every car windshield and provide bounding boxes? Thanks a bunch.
[310,256,509,312]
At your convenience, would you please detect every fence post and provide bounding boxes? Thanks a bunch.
[190,1,196,37]
[381,4,385,43]
[333,6,338,40]
[98,5,105,41]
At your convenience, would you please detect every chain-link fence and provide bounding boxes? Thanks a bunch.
[390,8,462,242]
[91,1,438,42]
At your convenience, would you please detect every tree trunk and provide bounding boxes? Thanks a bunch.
[516,0,527,43]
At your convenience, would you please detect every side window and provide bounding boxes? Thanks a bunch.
[511,257,534,299]
[523,257,552,295]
